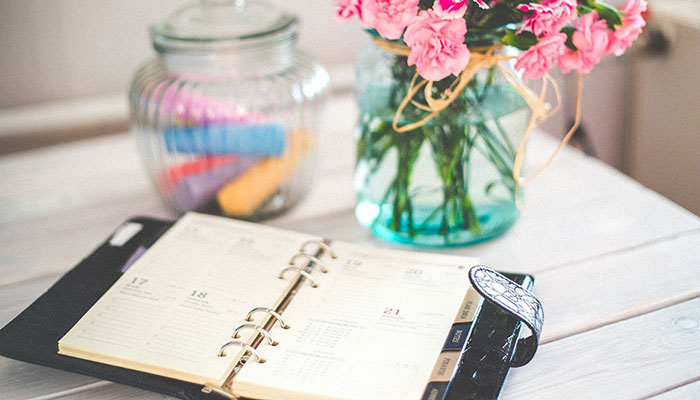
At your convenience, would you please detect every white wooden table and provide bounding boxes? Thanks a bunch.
[1,94,699,399]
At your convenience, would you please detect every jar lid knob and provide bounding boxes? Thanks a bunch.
[152,0,296,53]
[201,0,245,6]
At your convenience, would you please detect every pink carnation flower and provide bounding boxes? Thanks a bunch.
[473,0,490,9]
[433,0,468,19]
[515,33,567,80]
[558,11,609,74]
[361,0,420,40]
[518,0,576,37]
[433,0,489,18]
[404,9,470,81]
[335,0,362,19]
[606,0,647,56]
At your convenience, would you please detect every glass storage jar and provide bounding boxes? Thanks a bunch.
[130,0,329,219]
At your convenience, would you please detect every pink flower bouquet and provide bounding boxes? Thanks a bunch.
[340,0,647,246]
[340,0,647,81]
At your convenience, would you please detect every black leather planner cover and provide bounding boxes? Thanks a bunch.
[443,274,532,400]
[0,217,539,400]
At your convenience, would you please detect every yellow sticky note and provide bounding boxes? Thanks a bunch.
[216,130,308,216]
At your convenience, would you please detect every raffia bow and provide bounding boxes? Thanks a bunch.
[372,37,583,186]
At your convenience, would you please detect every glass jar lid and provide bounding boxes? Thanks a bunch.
[152,0,297,53]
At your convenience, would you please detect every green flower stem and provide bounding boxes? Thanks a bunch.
[484,67,496,95]
[478,122,514,164]
[476,123,514,175]
[426,122,483,238]
[470,79,518,159]
[475,142,516,193]
[464,83,518,194]
[389,130,423,235]
[473,141,517,199]
[494,118,517,156]
[462,195,482,235]
[454,147,482,235]
[463,88,516,161]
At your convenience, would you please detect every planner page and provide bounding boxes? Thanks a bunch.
[58,212,318,386]
[233,241,478,400]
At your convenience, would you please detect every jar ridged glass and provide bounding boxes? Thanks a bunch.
[130,0,329,219]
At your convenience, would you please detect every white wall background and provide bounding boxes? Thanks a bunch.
[1,0,698,215]
[0,0,368,109]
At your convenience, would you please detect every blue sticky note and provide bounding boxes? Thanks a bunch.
[164,123,286,156]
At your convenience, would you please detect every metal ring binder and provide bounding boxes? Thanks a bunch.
[278,267,318,287]
[201,385,238,399]
[217,340,265,363]
[245,307,290,329]
[233,324,278,346]
[300,239,337,259]
[204,239,338,398]
[289,253,328,273]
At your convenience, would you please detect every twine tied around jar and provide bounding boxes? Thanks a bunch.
[371,37,583,186]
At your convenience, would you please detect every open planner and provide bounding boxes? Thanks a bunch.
[0,212,543,400]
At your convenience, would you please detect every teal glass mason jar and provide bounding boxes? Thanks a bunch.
[354,41,528,247]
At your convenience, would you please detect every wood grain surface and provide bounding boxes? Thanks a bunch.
[1,94,698,399]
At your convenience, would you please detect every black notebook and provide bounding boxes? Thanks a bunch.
[0,213,542,400]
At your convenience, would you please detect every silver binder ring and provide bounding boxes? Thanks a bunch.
[233,323,278,346]
[290,253,328,273]
[217,340,265,363]
[278,266,319,287]
[245,307,290,329]
[300,239,337,259]
[201,385,238,399]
